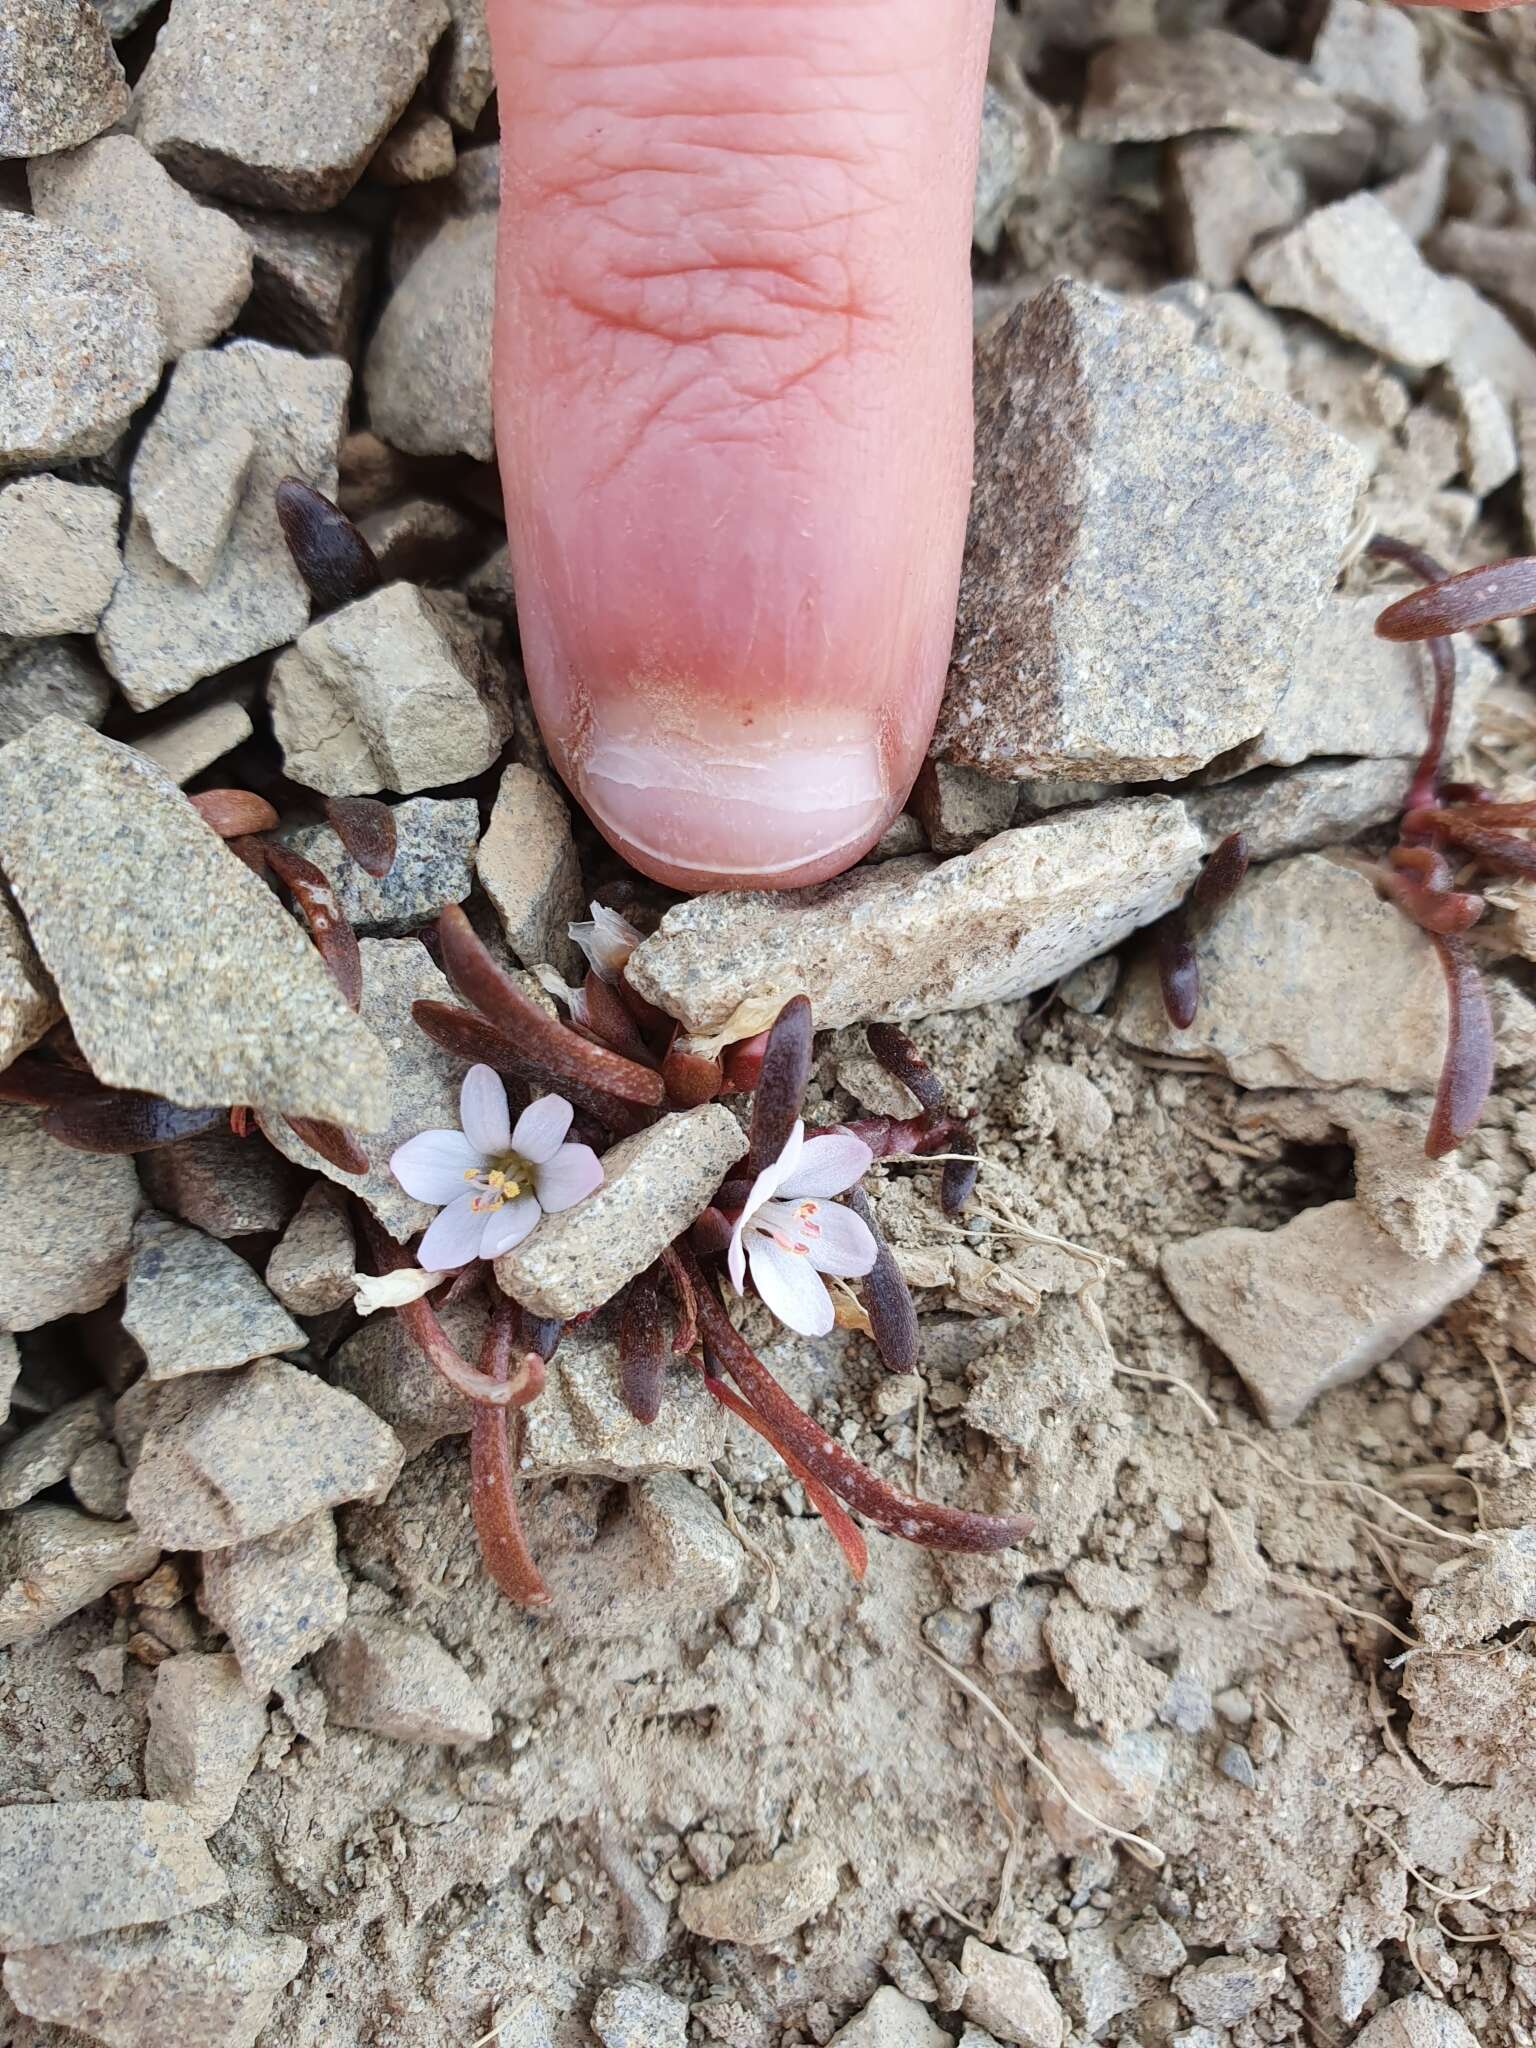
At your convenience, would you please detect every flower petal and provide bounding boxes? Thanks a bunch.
[799,1198,878,1277]
[390,1128,484,1204]
[479,1192,541,1258]
[779,1130,874,1198]
[533,1142,604,1213]
[747,1233,835,1337]
[727,1215,748,1296]
[735,1118,806,1236]
[417,1192,488,1271]
[512,1092,574,1164]
[569,902,642,981]
[460,1065,511,1154]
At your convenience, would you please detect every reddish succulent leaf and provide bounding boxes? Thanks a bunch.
[189,789,280,838]
[284,1116,369,1174]
[1376,555,1536,641]
[864,1022,945,1115]
[659,1244,698,1355]
[661,1036,722,1107]
[263,843,363,1010]
[275,476,380,609]
[746,995,813,1174]
[721,1030,770,1093]
[324,796,397,877]
[688,1205,733,1259]
[703,1370,868,1581]
[619,1269,667,1424]
[827,1112,962,1162]
[470,1302,552,1608]
[411,998,646,1136]
[844,1184,918,1372]
[582,972,654,1064]
[1158,927,1198,1030]
[1428,817,1536,879]
[939,1130,980,1218]
[1377,853,1483,936]
[224,834,272,876]
[43,1093,227,1153]
[228,1105,253,1137]
[0,1057,113,1107]
[1191,831,1249,915]
[682,1247,1030,1555]
[1414,799,1536,828]
[437,905,665,1107]
[1427,934,1494,1159]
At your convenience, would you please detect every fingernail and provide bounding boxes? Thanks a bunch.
[577,701,892,888]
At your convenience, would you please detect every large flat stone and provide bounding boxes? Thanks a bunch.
[626,797,1203,1035]
[0,475,121,636]
[0,1800,226,1950]
[933,281,1363,781]
[1246,194,1459,370]
[281,798,479,938]
[1080,30,1342,142]
[98,341,349,710]
[518,1331,729,1479]
[0,722,390,1129]
[197,1511,348,1693]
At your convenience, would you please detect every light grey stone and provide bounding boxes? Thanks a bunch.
[1353,1996,1480,2048]
[137,1127,302,1241]
[1183,759,1409,864]
[0,1392,111,1509]
[133,701,254,785]
[1310,0,1426,124]
[0,887,58,1068]
[265,1185,356,1318]
[124,1214,305,1380]
[436,0,495,131]
[0,1800,225,1949]
[477,763,584,977]
[68,1439,129,1519]
[0,722,390,1129]
[679,1838,840,1948]
[136,0,449,211]
[315,1617,493,1744]
[960,1939,1064,2048]
[1375,146,1448,247]
[934,282,1363,781]
[0,475,121,636]
[99,341,349,710]
[1080,30,1343,142]
[0,1102,139,1331]
[592,1982,692,2048]
[1431,222,1536,342]
[3,1912,305,2047]
[228,205,373,360]
[198,1511,348,1693]
[0,1505,157,1648]
[0,0,127,157]
[363,211,496,461]
[1412,1528,1536,1650]
[830,1989,954,2047]
[1165,134,1304,291]
[330,1296,487,1458]
[1246,195,1459,370]
[368,100,456,188]
[0,635,112,745]
[29,134,253,361]
[126,1358,404,1550]
[0,216,163,470]
[1044,1594,1166,1740]
[519,1333,728,1480]
[626,798,1203,1035]
[0,1332,18,1428]
[144,1653,268,1832]
[282,797,479,937]
[494,1105,747,1320]
[269,583,511,797]
[1175,1954,1286,2026]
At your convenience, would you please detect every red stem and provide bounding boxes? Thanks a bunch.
[703,1372,867,1582]
[470,1303,552,1608]
[1426,934,1494,1161]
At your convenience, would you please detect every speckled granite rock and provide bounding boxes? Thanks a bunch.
[0,476,121,636]
[0,1103,139,1331]
[363,212,496,461]
[0,637,112,745]
[477,764,585,977]
[281,797,479,936]
[0,1505,159,1648]
[124,1214,306,1380]
[0,888,58,1069]
[0,0,128,158]
[1080,30,1342,142]
[0,723,390,1129]
[198,1511,349,1692]
[0,1800,225,1948]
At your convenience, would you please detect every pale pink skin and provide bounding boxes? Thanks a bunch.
[486,0,991,891]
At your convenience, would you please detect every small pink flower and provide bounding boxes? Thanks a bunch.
[727,1120,877,1338]
[390,1066,604,1272]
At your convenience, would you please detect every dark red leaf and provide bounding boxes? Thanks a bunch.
[1158,927,1199,1030]
[437,905,665,1107]
[190,789,280,838]
[324,796,397,878]
[411,999,646,1136]
[938,1130,980,1219]
[1191,831,1249,915]
[582,972,654,1064]
[357,1209,521,1407]
[43,1093,227,1153]
[721,1029,770,1093]
[1426,934,1494,1159]
[704,1370,868,1581]
[1427,817,1536,879]
[747,995,813,1174]
[275,477,381,610]
[263,843,362,1010]
[844,1184,918,1372]
[661,1036,722,1108]
[864,1022,945,1115]
[1376,554,1536,641]
[619,1270,667,1424]
[284,1116,369,1174]
[659,1244,698,1355]
[0,1057,113,1108]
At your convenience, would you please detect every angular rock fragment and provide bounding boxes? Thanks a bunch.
[1354,1997,1479,2048]
[1183,761,1408,865]
[0,0,128,157]
[100,342,349,707]
[256,938,467,1241]
[679,1837,840,1948]
[0,1333,18,1429]
[69,1440,129,1520]
[265,1185,356,1318]
[145,1653,268,1832]
[133,701,255,786]
[29,134,252,362]
[1165,136,1303,291]
[829,1989,952,2048]
[0,889,58,1069]
[0,1102,139,1331]
[1080,31,1342,142]
[1116,854,1445,1094]
[136,0,449,211]
[0,216,163,470]
[0,636,112,745]
[973,83,1057,254]
[1044,1594,1165,1740]
[961,1938,1064,2048]
[229,206,373,360]
[126,1358,404,1550]
[520,1337,728,1479]
[1246,195,1459,371]
[315,1617,492,1744]
[330,1296,487,1457]
[198,1511,348,1693]
[1176,1954,1286,2026]
[363,212,496,461]
[0,724,390,1128]
[0,1505,158,1648]
[269,584,511,796]
[1037,1724,1166,1856]
[2,1912,305,2048]
[1412,1529,1536,1650]
[910,761,1019,855]
[592,1983,692,2048]
[1162,1198,1488,1428]
[138,1127,302,1240]
[0,1392,111,1510]
[282,797,479,938]
[387,141,499,285]
[1404,1642,1536,1786]
[626,798,1202,1035]
[477,763,584,977]
[1431,223,1536,343]
[0,1800,226,1949]
[1309,0,1426,124]
[933,282,1362,781]
[0,476,121,637]
[494,1105,747,1320]
[124,1215,306,1380]
[357,496,482,584]
[1375,146,1448,247]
